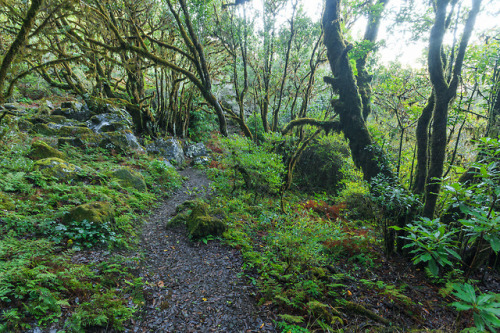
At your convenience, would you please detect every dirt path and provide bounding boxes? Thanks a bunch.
[131,168,276,332]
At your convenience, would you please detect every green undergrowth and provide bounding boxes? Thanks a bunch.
[0,121,182,331]
[204,134,410,332]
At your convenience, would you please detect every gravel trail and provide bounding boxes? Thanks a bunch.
[131,168,276,333]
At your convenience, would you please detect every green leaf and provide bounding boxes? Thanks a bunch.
[489,237,500,253]
[420,252,432,262]
[428,260,439,277]
[451,302,473,311]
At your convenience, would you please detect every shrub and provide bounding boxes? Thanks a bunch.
[221,135,284,197]
[451,283,500,332]
[294,134,351,195]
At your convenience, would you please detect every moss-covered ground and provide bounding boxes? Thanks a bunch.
[0,113,182,332]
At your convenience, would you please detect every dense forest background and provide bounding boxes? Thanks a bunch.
[0,0,499,331]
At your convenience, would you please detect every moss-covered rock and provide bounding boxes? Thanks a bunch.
[28,140,66,160]
[58,137,85,149]
[57,125,94,137]
[33,157,80,180]
[187,215,226,240]
[0,192,15,211]
[98,130,144,154]
[36,105,52,116]
[169,200,226,239]
[63,201,114,225]
[43,115,68,124]
[31,123,57,136]
[17,119,33,132]
[110,167,147,191]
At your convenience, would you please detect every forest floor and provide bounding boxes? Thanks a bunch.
[70,167,498,333]
[126,167,276,332]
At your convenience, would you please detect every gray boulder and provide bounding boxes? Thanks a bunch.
[146,138,185,166]
[99,130,144,154]
[52,105,91,122]
[185,142,207,158]
[87,110,133,133]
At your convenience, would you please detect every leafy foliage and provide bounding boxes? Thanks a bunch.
[451,283,500,332]
[0,117,181,330]
[396,217,461,277]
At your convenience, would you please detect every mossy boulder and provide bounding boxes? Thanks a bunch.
[187,215,226,240]
[87,112,133,133]
[28,140,66,160]
[85,96,122,115]
[17,119,33,132]
[98,131,144,154]
[146,138,185,165]
[33,157,80,180]
[43,115,68,124]
[63,201,114,225]
[168,200,226,240]
[0,192,15,211]
[57,125,94,137]
[31,123,57,136]
[110,167,147,191]
[36,105,52,116]
[58,137,85,149]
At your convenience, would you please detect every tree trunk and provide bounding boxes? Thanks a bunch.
[0,0,44,103]
[323,0,392,182]
[356,0,389,121]
[413,94,434,194]
[423,0,482,217]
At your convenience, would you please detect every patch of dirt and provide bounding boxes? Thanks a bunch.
[130,168,276,332]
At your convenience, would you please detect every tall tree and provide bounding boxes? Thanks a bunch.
[0,0,45,103]
[322,0,392,181]
[422,0,482,217]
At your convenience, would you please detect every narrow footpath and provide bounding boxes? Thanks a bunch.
[130,168,276,332]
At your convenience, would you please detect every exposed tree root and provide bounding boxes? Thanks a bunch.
[340,300,391,326]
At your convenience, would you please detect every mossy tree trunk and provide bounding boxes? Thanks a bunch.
[355,0,389,121]
[322,0,392,182]
[413,93,435,195]
[0,0,44,103]
[422,0,482,217]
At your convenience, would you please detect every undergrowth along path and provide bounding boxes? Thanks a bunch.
[132,168,276,332]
